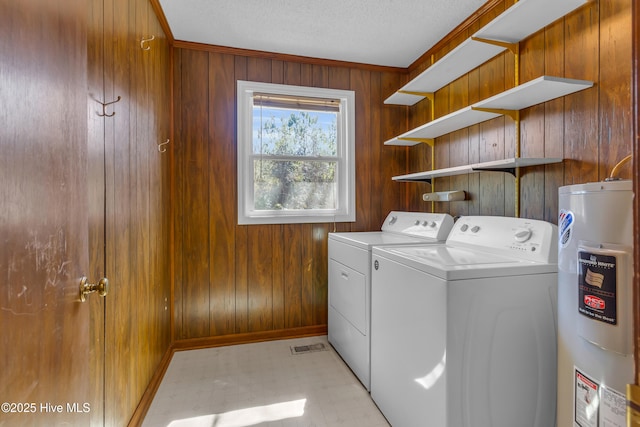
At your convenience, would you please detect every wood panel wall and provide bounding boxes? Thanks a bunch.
[172,50,407,339]
[171,0,632,341]
[407,0,633,221]
[88,0,172,424]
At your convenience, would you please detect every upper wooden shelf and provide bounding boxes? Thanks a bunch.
[392,157,564,183]
[384,76,593,146]
[384,0,589,106]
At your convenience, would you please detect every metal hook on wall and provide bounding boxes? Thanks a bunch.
[158,139,169,153]
[140,35,155,51]
[97,96,121,117]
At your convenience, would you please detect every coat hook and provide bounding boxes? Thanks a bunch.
[158,139,169,153]
[97,96,121,117]
[140,35,155,51]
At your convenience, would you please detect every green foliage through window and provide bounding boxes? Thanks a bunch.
[253,107,339,211]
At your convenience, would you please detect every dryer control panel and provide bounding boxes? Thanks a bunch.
[381,211,454,241]
[447,216,558,264]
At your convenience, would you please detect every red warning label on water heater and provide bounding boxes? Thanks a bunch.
[578,251,617,325]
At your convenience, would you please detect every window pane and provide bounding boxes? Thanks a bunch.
[253,108,337,157]
[253,160,337,211]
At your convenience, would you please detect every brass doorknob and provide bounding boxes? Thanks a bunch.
[79,276,109,302]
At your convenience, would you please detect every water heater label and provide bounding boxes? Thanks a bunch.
[559,209,574,248]
[575,368,599,427]
[578,251,617,325]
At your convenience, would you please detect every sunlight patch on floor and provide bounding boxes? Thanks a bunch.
[167,398,306,427]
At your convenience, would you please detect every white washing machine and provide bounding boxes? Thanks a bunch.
[328,211,454,391]
[370,216,558,427]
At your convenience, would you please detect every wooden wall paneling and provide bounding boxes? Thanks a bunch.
[369,71,385,226]
[478,52,508,216]
[379,71,408,215]
[563,1,600,185]
[407,93,432,211]
[284,224,303,328]
[544,19,567,223]
[311,224,330,325]
[209,52,237,336]
[599,0,633,180]
[133,0,151,409]
[312,64,329,88]
[272,225,286,330]
[283,61,301,85]
[272,59,284,84]
[181,49,212,338]
[234,55,249,335]
[150,0,172,364]
[104,0,134,423]
[172,47,184,338]
[247,226,274,332]
[467,63,482,216]
[301,223,315,326]
[352,68,373,230]
[519,30,547,220]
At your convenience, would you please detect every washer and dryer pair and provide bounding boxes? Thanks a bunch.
[329,213,558,427]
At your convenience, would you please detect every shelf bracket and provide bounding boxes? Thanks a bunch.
[471,106,519,121]
[397,90,434,102]
[471,37,519,54]
[472,166,518,176]
[397,137,434,147]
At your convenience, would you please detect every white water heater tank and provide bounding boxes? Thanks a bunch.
[557,180,634,427]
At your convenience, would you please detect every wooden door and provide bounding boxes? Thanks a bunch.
[0,0,93,425]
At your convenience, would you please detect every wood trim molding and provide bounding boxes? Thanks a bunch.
[408,0,503,73]
[172,325,328,351]
[149,0,175,44]
[172,40,406,74]
[126,325,328,426]
[127,345,175,427]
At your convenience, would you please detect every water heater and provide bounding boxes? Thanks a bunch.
[557,180,634,427]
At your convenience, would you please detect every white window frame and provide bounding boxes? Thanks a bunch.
[237,80,355,225]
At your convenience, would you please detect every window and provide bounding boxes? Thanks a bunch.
[237,80,355,225]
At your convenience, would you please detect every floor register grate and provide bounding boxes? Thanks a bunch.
[290,342,329,355]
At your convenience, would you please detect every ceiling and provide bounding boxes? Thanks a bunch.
[158,0,489,68]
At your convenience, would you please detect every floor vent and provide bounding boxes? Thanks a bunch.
[290,343,328,355]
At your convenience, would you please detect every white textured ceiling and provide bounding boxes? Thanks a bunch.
[158,0,488,68]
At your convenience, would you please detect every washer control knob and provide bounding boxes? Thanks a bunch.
[429,221,437,228]
[460,224,469,232]
[389,216,397,225]
[471,226,480,233]
[514,227,533,243]
[422,220,429,227]
[414,220,420,226]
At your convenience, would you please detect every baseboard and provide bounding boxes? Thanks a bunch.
[126,325,327,426]
[172,325,328,351]
[127,344,175,427]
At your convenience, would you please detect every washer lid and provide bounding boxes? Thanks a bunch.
[329,231,437,250]
[373,244,557,281]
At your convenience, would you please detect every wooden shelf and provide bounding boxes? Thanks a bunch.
[392,158,564,183]
[384,0,588,106]
[384,76,593,146]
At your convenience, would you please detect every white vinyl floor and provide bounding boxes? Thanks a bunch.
[142,335,390,427]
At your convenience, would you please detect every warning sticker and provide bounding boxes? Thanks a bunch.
[578,251,617,325]
[600,385,626,427]
[575,368,599,427]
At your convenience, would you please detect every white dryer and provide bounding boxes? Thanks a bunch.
[328,211,454,391]
[370,216,558,427]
